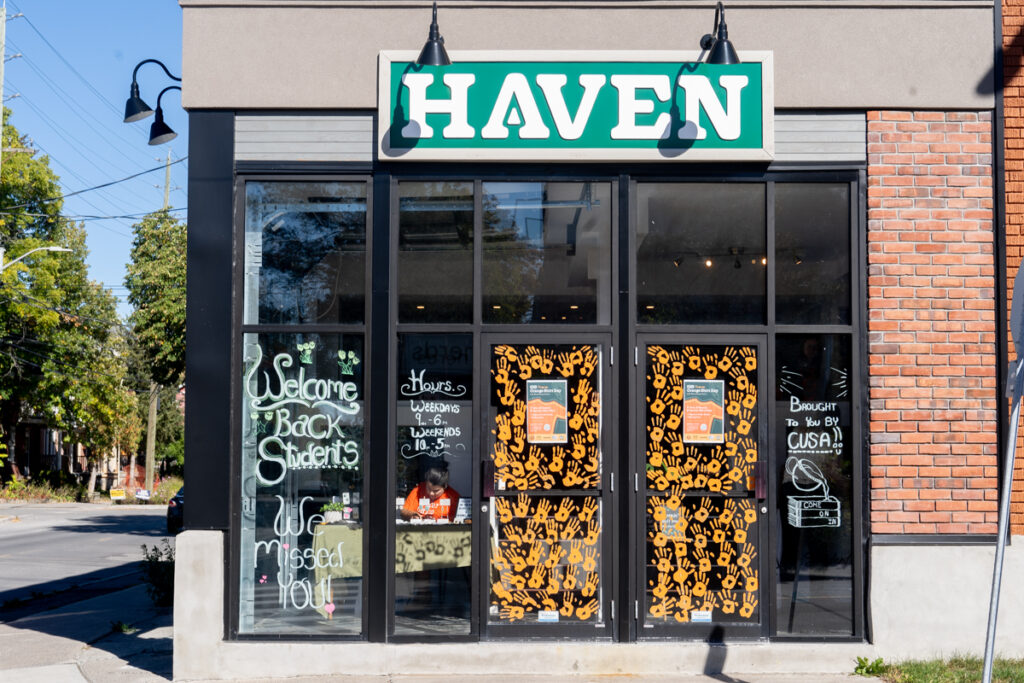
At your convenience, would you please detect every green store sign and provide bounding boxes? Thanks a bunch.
[378,51,773,162]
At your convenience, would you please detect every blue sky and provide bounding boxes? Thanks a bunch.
[3,0,186,317]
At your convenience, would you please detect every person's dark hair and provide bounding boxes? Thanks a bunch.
[424,465,449,489]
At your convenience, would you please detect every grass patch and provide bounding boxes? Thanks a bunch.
[110,620,139,634]
[0,478,84,502]
[863,656,1024,682]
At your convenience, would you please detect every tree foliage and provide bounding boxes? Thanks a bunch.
[125,210,186,387]
[0,109,138,480]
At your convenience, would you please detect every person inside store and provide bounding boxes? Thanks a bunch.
[400,464,461,522]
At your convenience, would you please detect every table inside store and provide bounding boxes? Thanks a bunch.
[312,522,471,580]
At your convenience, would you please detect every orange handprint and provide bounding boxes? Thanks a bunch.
[544,543,565,569]
[563,564,580,590]
[560,593,577,617]
[575,598,600,621]
[554,497,575,522]
[567,540,584,564]
[579,496,598,523]
[512,493,530,518]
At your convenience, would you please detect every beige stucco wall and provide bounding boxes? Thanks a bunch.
[180,1,995,111]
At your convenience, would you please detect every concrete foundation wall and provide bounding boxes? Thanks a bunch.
[173,530,1024,681]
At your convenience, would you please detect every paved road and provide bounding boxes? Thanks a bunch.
[0,502,171,620]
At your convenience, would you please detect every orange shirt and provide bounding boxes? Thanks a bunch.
[402,483,460,521]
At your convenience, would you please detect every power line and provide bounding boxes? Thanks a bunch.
[2,157,188,211]
[0,207,186,222]
[6,38,159,175]
[8,2,131,123]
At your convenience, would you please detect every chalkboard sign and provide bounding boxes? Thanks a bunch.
[396,334,473,463]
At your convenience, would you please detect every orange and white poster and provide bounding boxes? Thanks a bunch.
[526,380,568,444]
[683,379,725,443]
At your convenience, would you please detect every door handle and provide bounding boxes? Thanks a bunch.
[753,460,767,501]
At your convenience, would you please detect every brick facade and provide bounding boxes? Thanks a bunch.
[867,111,1002,534]
[1003,0,1024,536]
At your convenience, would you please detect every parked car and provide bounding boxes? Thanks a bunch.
[167,487,184,534]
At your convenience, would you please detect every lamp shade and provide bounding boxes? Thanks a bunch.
[148,108,177,145]
[701,2,741,65]
[124,82,153,123]
[707,37,739,65]
[417,38,450,67]
[416,1,451,66]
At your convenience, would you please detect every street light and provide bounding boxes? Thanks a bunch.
[123,58,181,123]
[123,58,182,146]
[0,245,73,272]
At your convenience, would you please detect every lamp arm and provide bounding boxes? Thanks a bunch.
[700,2,723,51]
[155,86,182,109]
[130,58,182,85]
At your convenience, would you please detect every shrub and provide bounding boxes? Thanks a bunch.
[140,540,175,607]
[150,476,183,505]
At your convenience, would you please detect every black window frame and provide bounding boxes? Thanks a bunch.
[222,162,868,645]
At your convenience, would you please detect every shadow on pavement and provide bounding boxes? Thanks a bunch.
[54,511,172,537]
[0,561,144,622]
[1,575,172,680]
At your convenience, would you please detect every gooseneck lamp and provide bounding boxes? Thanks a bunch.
[148,86,182,145]
[416,1,451,66]
[700,2,740,65]
[123,58,182,123]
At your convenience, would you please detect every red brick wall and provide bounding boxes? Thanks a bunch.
[1003,0,1024,536]
[867,111,1001,534]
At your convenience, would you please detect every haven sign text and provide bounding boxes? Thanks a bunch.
[378,51,773,162]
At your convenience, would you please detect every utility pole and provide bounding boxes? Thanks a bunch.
[1,0,7,183]
[144,153,172,496]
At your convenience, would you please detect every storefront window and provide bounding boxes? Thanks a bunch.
[243,181,367,325]
[398,182,474,323]
[774,334,854,635]
[393,333,473,635]
[239,332,365,635]
[636,183,766,324]
[775,184,851,325]
[481,182,612,324]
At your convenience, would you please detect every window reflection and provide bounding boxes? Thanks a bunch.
[774,334,854,636]
[636,183,766,324]
[482,182,612,324]
[399,182,474,323]
[775,184,851,324]
[244,182,367,325]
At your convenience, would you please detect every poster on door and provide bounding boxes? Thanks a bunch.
[682,379,725,443]
[526,380,568,444]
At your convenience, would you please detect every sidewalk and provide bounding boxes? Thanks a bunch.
[0,583,856,682]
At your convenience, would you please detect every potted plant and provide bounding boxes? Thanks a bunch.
[320,502,346,524]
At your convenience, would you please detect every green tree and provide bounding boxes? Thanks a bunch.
[125,209,186,484]
[0,109,73,478]
[0,110,137,487]
[125,210,186,387]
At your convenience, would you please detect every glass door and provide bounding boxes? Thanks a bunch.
[481,335,613,638]
[637,336,767,638]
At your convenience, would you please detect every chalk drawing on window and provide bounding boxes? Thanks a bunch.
[785,456,841,529]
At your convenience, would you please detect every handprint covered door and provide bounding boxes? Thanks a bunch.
[640,339,766,636]
[485,339,609,635]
